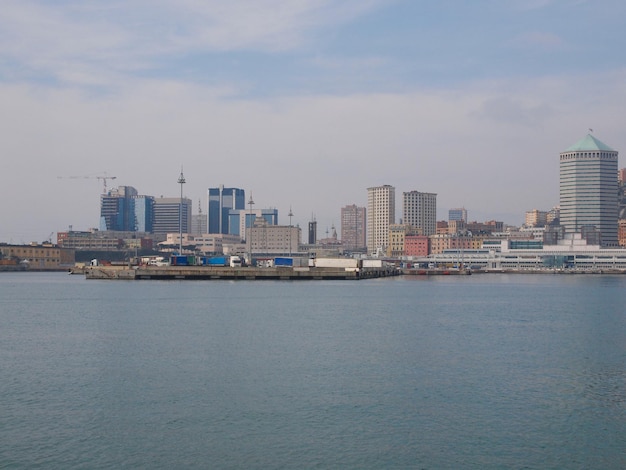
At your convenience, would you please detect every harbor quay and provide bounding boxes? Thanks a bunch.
[83,265,400,281]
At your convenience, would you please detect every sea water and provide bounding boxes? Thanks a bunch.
[1,272,625,469]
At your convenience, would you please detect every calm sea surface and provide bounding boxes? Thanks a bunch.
[1,272,625,469]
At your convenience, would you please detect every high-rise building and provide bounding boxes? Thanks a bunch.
[403,191,437,236]
[341,204,366,250]
[308,219,317,245]
[560,134,618,246]
[367,185,395,255]
[448,207,467,223]
[207,186,245,234]
[132,195,154,233]
[153,197,192,235]
[99,186,139,231]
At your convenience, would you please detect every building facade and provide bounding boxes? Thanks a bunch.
[367,185,395,255]
[525,209,548,228]
[308,219,317,245]
[248,218,301,255]
[0,243,75,270]
[403,191,437,236]
[100,186,138,231]
[207,186,245,234]
[341,204,366,250]
[387,224,413,257]
[228,208,278,238]
[560,134,618,246]
[448,207,467,223]
[153,197,192,236]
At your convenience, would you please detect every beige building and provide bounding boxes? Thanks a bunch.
[367,185,395,255]
[428,234,482,255]
[248,218,301,254]
[387,224,413,257]
[525,209,548,227]
[0,243,75,270]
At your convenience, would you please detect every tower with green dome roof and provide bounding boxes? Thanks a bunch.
[559,133,618,246]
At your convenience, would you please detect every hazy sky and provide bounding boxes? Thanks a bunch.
[1,0,625,243]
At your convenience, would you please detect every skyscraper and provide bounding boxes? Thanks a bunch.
[367,185,395,255]
[100,186,138,231]
[153,197,192,235]
[132,195,154,233]
[403,191,437,236]
[560,133,618,246]
[207,185,245,234]
[341,204,366,250]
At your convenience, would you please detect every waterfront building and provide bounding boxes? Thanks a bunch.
[403,191,437,236]
[560,134,618,246]
[248,218,301,255]
[57,230,154,251]
[448,207,468,223]
[207,186,245,234]
[0,243,75,270]
[341,204,366,250]
[367,185,395,255]
[153,197,192,236]
[405,234,429,257]
[428,233,481,255]
[387,224,413,257]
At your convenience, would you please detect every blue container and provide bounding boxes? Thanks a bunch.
[208,256,227,266]
[274,257,293,267]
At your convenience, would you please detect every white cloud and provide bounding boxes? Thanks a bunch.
[0,0,386,86]
[2,68,625,241]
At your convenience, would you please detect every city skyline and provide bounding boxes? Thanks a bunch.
[1,1,625,242]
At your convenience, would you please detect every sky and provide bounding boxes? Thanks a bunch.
[1,0,626,243]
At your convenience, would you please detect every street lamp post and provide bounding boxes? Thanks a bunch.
[178,168,186,255]
[288,206,294,257]
[247,193,254,265]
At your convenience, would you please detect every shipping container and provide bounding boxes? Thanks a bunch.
[274,257,294,267]
[207,256,228,266]
[170,255,188,266]
[314,258,360,269]
[362,259,383,268]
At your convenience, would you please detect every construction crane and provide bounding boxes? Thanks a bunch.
[57,172,117,194]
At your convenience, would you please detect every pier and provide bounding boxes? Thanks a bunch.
[83,265,400,281]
